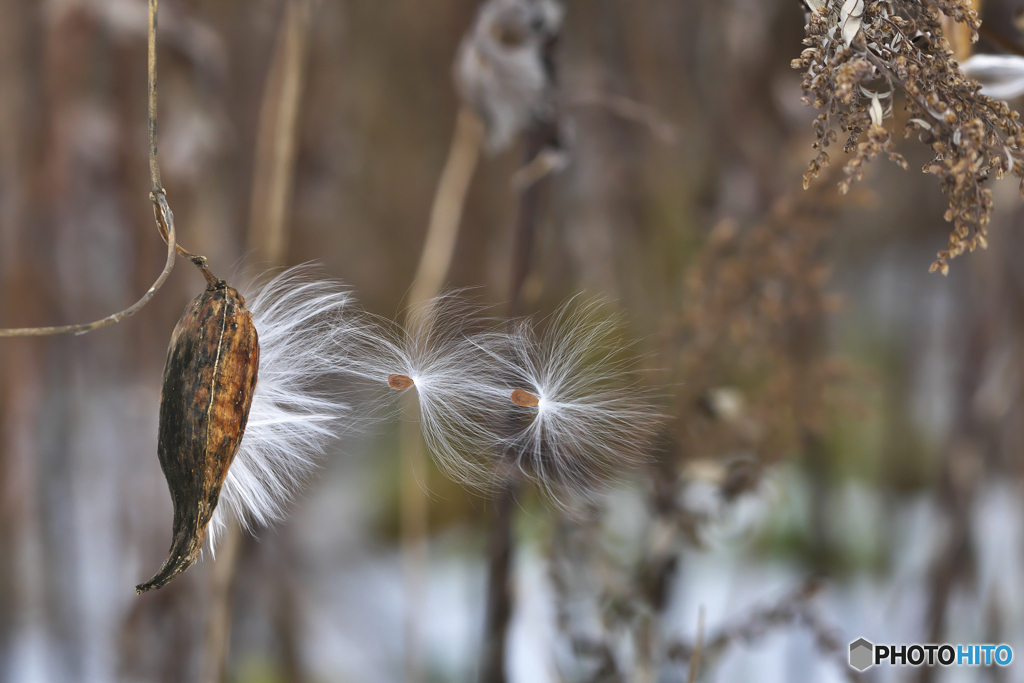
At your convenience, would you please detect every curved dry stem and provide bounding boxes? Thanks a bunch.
[0,195,178,338]
[567,93,679,145]
[0,0,220,338]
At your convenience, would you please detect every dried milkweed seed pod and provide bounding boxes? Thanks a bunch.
[136,282,259,594]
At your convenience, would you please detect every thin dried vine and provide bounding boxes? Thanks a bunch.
[0,0,217,338]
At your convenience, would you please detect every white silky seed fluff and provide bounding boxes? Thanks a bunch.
[207,268,355,549]
[204,275,664,549]
[476,299,664,495]
[332,294,511,489]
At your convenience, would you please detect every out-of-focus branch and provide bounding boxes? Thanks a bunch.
[246,0,314,265]
[199,521,243,683]
[665,580,859,681]
[567,93,679,145]
[407,107,484,310]
[401,104,484,683]
[480,114,560,683]
[685,607,705,683]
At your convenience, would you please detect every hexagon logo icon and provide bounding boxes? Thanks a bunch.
[849,638,874,671]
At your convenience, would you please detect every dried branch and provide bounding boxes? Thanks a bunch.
[665,580,859,682]
[246,0,314,266]
[0,0,219,338]
[568,93,679,145]
[407,106,484,311]
[480,114,561,683]
[199,520,243,683]
[399,104,484,683]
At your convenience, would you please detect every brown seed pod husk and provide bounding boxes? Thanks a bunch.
[136,282,259,594]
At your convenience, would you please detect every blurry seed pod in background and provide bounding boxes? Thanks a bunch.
[453,0,563,152]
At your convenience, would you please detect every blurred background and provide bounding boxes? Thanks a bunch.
[2,0,1024,681]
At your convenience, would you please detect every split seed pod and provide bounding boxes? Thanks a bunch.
[136,282,259,594]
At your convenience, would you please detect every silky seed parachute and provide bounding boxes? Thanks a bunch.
[333,294,511,489]
[332,295,664,495]
[477,300,664,494]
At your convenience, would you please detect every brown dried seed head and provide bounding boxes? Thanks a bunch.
[510,389,540,407]
[388,373,415,390]
[136,283,259,595]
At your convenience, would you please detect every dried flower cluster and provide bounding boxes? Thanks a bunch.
[793,0,1024,274]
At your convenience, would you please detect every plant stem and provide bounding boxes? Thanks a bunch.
[199,518,243,683]
[400,104,484,683]
[479,481,517,683]
[246,0,313,265]
[0,0,220,338]
[408,107,484,309]
[479,116,560,683]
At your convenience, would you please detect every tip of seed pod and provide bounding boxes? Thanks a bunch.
[388,373,415,390]
[510,389,540,407]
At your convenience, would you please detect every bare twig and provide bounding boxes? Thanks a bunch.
[148,0,217,287]
[480,115,560,683]
[664,580,859,681]
[406,106,484,309]
[0,0,222,338]
[567,93,679,145]
[510,147,568,192]
[246,0,313,265]
[200,3,315,681]
[400,410,429,683]
[199,518,243,683]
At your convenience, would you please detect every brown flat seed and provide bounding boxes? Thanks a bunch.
[510,389,540,407]
[388,373,415,390]
[136,282,259,595]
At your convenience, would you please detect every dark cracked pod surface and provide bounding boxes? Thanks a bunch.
[136,282,259,594]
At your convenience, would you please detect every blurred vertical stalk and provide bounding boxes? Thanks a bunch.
[401,105,484,683]
[407,108,484,308]
[246,0,314,266]
[199,524,243,683]
[200,1,314,681]
[479,117,559,683]
[0,0,30,656]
